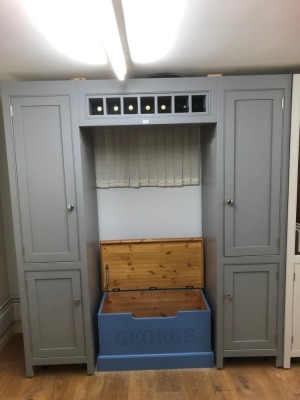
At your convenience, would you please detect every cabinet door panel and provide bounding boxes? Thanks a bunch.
[224,264,277,350]
[224,90,283,256]
[11,96,79,262]
[26,270,85,358]
[292,264,300,351]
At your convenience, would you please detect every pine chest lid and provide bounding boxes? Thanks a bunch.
[100,237,204,292]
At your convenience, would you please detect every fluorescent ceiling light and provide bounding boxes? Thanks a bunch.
[22,0,126,80]
[122,0,186,64]
[93,0,127,80]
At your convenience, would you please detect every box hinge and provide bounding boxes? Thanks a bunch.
[112,288,120,292]
[10,106,13,117]
[149,286,157,290]
[105,264,109,293]
[186,285,194,289]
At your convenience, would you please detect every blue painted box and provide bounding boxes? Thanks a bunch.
[97,238,214,371]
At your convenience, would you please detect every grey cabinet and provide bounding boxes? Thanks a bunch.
[26,270,85,358]
[224,264,278,350]
[202,75,291,369]
[0,76,292,375]
[220,82,289,364]
[224,90,283,257]
[1,81,100,377]
[11,96,79,263]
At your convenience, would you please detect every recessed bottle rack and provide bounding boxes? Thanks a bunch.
[88,92,208,117]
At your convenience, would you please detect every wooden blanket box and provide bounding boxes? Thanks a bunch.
[97,238,214,371]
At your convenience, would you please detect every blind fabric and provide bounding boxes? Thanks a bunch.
[94,125,200,188]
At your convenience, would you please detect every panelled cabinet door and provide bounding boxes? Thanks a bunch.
[292,264,300,351]
[224,90,283,256]
[224,264,278,350]
[26,270,85,358]
[11,96,79,263]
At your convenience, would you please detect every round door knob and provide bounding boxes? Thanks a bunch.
[227,199,234,206]
[67,204,75,211]
[74,298,81,305]
[226,292,233,299]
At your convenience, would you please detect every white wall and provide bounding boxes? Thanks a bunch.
[97,185,202,240]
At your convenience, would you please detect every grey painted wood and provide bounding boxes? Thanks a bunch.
[1,81,99,376]
[224,90,283,257]
[200,125,219,351]
[0,192,9,305]
[76,77,217,126]
[0,76,292,374]
[224,264,278,350]
[78,128,100,373]
[213,75,292,368]
[11,96,79,263]
[26,270,85,358]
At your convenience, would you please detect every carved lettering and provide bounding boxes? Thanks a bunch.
[115,330,128,345]
[115,328,196,346]
[142,330,155,345]
[156,330,170,344]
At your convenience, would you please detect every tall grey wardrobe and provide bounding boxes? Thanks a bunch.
[202,75,291,368]
[0,75,292,375]
[0,82,100,376]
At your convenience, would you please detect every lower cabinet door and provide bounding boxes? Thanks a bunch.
[26,270,86,358]
[292,264,300,351]
[224,264,278,350]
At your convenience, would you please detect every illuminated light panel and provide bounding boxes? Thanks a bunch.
[22,0,108,65]
[22,0,127,80]
[122,0,187,63]
[93,0,127,80]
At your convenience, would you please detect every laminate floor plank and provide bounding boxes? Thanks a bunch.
[3,335,300,400]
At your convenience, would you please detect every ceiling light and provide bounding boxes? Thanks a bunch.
[22,0,108,65]
[93,0,127,81]
[22,0,126,80]
[122,0,186,64]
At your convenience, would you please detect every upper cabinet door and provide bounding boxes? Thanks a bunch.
[224,90,283,257]
[11,96,79,263]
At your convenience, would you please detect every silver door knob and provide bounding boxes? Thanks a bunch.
[74,298,81,305]
[226,292,233,299]
[227,199,234,206]
[67,204,75,211]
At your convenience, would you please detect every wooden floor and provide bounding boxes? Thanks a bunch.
[1,335,300,400]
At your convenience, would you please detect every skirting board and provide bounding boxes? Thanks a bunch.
[0,325,14,352]
[0,297,22,352]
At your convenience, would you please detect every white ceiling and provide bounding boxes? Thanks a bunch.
[0,0,300,82]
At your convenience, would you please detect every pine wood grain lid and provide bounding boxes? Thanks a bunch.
[100,238,204,291]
